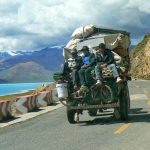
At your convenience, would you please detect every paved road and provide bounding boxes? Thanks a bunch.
[0,80,150,150]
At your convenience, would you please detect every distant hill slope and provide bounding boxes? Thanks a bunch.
[0,62,51,83]
[130,33,150,79]
[0,47,64,83]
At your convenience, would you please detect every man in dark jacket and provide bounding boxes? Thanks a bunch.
[62,48,83,89]
[95,43,122,84]
[79,46,95,87]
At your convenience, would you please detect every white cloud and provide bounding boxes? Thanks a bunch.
[0,37,18,50]
[126,0,150,13]
[0,0,150,50]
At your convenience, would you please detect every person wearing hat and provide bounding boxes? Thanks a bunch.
[63,48,83,90]
[95,43,122,85]
[79,46,96,87]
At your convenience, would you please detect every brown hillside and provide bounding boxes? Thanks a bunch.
[130,33,150,79]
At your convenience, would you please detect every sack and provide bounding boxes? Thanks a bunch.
[71,25,95,39]
[104,34,131,57]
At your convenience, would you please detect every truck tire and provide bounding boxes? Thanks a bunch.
[127,86,130,110]
[88,109,97,116]
[119,84,129,121]
[67,108,76,124]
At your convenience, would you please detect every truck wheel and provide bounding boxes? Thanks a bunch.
[67,108,76,124]
[127,86,130,110]
[119,84,129,121]
[88,109,97,116]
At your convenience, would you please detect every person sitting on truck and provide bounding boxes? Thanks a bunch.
[79,46,96,87]
[95,43,122,85]
[62,48,83,90]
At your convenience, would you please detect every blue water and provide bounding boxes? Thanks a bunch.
[0,82,50,96]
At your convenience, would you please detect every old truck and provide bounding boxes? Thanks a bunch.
[53,25,131,124]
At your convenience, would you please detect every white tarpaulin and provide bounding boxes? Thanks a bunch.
[71,24,95,39]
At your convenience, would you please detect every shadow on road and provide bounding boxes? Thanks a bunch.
[129,107,150,123]
[0,116,20,123]
[78,107,150,126]
[79,117,123,126]
[78,111,123,126]
[130,108,148,114]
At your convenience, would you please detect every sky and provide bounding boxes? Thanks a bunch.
[0,0,150,51]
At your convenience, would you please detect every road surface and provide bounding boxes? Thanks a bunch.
[0,80,150,150]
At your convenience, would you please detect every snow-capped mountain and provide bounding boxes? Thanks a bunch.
[0,45,64,60]
[50,45,65,49]
[7,51,20,56]
[0,46,64,83]
[0,50,34,60]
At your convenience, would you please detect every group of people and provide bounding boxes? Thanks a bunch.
[63,43,122,90]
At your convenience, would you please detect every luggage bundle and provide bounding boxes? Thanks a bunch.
[63,25,96,59]
[64,25,131,61]
[71,24,95,39]
[63,24,131,76]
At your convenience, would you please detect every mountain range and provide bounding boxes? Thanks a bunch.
[0,47,64,83]
[0,39,145,83]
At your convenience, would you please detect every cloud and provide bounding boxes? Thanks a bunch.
[0,0,150,50]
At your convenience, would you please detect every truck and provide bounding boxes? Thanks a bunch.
[53,25,131,124]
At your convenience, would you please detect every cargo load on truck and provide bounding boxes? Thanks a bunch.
[53,24,131,124]
[64,25,130,71]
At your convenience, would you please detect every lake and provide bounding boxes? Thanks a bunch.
[0,82,50,96]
